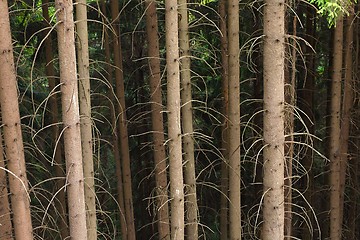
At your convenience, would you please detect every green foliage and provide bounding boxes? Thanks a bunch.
[308,0,354,26]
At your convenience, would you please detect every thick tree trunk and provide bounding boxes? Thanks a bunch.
[110,1,136,239]
[0,131,13,240]
[55,0,88,238]
[262,0,285,238]
[42,1,69,238]
[329,17,343,240]
[219,0,229,238]
[75,1,97,239]
[227,0,241,238]
[144,0,171,239]
[165,0,185,238]
[0,3,33,240]
[178,0,198,238]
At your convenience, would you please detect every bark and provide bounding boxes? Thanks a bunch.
[227,0,241,238]
[339,9,354,228]
[110,0,136,239]
[0,3,33,240]
[42,1,69,238]
[0,131,13,240]
[329,17,343,240]
[165,0,185,238]
[144,0,171,239]
[178,0,198,238]
[75,1,97,239]
[219,0,229,238]
[262,0,285,238]
[55,0,88,238]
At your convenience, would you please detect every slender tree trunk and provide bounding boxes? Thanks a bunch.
[0,131,13,240]
[165,0,185,238]
[55,0,88,238]
[110,1,136,239]
[329,17,343,240]
[339,8,354,228]
[262,0,285,238]
[144,0,171,238]
[178,0,198,238]
[75,1,97,239]
[219,0,229,238]
[227,0,241,238]
[284,16,296,240]
[42,1,69,238]
[0,3,33,240]
[101,2,128,239]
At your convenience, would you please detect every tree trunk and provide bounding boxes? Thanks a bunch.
[0,3,33,240]
[0,131,13,240]
[42,1,69,238]
[55,0,88,238]
[165,0,185,238]
[110,0,136,239]
[144,0,171,238]
[227,0,241,238]
[178,0,198,239]
[75,1,97,239]
[219,0,229,238]
[262,0,285,238]
[339,8,354,227]
[329,17,343,240]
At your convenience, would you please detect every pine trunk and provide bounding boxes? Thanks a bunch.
[329,17,343,240]
[55,0,88,238]
[0,3,33,240]
[262,0,285,238]
[227,0,241,238]
[165,0,185,238]
[144,0,171,238]
[75,1,97,239]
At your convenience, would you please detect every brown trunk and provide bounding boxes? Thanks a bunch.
[178,0,198,238]
[0,3,33,240]
[110,0,136,238]
[329,17,343,240]
[55,0,88,238]
[219,0,229,238]
[227,0,241,238]
[75,1,97,239]
[165,0,185,238]
[262,0,285,238]
[144,0,171,238]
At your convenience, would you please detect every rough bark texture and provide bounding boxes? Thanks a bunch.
[0,131,13,240]
[329,17,343,240]
[42,1,69,238]
[0,3,33,240]
[262,0,285,238]
[178,0,198,239]
[227,0,241,238]
[219,0,229,238]
[75,1,97,239]
[55,0,88,238]
[165,0,185,238]
[110,0,136,239]
[144,0,171,239]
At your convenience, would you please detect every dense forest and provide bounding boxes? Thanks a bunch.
[0,0,358,239]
